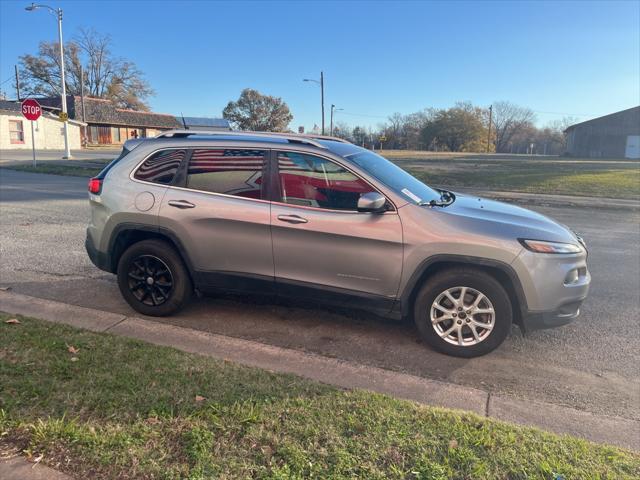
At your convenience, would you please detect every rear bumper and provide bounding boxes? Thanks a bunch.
[521,297,586,332]
[85,230,112,272]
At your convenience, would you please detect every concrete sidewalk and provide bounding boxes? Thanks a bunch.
[2,289,638,453]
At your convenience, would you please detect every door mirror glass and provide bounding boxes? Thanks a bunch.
[357,192,387,212]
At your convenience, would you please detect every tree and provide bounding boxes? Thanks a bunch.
[491,101,536,153]
[223,88,292,131]
[403,109,436,150]
[351,126,368,146]
[19,28,153,110]
[331,121,351,140]
[420,102,488,152]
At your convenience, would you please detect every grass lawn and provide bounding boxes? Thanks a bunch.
[379,151,640,199]
[1,314,638,479]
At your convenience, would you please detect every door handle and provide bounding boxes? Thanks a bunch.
[277,214,308,224]
[168,200,196,209]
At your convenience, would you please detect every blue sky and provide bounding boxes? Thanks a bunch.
[1,0,638,130]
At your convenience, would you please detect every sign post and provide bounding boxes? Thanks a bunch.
[30,121,36,167]
[21,98,42,167]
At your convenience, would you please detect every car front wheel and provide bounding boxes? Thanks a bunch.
[117,239,192,316]
[413,267,512,357]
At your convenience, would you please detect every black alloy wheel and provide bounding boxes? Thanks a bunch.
[127,255,174,306]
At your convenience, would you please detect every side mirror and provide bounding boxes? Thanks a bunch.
[357,192,387,213]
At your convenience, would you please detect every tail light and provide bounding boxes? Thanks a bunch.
[88,178,102,194]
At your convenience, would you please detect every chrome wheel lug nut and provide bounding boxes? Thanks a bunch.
[457,320,462,325]
[452,313,457,317]
[458,307,463,311]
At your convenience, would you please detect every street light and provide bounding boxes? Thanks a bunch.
[25,2,71,159]
[303,71,324,135]
[330,104,343,136]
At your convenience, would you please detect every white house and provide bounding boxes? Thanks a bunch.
[0,100,84,150]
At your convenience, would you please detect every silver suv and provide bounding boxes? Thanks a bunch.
[85,130,590,357]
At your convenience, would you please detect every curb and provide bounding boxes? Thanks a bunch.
[0,457,72,480]
[1,290,638,451]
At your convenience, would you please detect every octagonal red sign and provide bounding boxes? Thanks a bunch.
[21,98,42,121]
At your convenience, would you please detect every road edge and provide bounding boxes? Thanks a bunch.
[1,290,638,451]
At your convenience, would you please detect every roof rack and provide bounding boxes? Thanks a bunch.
[154,129,351,148]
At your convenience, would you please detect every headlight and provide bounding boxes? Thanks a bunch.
[519,239,583,254]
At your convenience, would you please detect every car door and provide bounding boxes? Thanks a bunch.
[270,150,403,309]
[156,146,274,292]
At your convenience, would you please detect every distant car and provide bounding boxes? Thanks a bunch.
[85,130,590,357]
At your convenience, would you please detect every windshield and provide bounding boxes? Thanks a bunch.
[344,150,441,205]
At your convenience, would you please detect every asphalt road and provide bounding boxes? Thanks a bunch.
[1,168,639,421]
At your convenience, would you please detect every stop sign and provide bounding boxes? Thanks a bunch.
[21,98,42,121]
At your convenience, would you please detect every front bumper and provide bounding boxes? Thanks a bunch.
[511,245,590,331]
[521,297,586,331]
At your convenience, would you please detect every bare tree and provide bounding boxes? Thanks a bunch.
[331,121,351,140]
[491,101,536,153]
[223,88,292,131]
[19,28,154,110]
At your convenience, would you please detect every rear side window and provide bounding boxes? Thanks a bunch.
[186,148,266,199]
[134,149,186,185]
[277,151,371,210]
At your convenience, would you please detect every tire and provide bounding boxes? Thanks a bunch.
[117,239,192,316]
[413,267,512,357]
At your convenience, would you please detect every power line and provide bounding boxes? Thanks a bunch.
[341,109,596,120]
[339,111,388,119]
[530,109,595,117]
[0,75,14,86]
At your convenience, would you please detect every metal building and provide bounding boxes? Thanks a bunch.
[176,116,231,131]
[564,106,640,158]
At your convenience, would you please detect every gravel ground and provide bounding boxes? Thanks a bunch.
[1,168,639,420]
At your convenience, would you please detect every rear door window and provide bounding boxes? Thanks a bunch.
[134,149,186,185]
[186,148,266,199]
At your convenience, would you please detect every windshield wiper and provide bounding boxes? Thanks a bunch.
[420,190,455,207]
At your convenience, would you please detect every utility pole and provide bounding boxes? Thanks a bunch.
[14,65,21,101]
[330,104,334,136]
[486,104,492,153]
[25,3,72,159]
[303,72,326,135]
[80,65,86,122]
[320,71,325,135]
[56,7,71,159]
[330,104,343,136]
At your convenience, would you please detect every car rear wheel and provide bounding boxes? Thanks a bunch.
[117,239,192,316]
[414,268,512,357]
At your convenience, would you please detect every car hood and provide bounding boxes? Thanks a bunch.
[434,193,579,244]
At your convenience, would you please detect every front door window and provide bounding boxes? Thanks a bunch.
[277,151,371,210]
